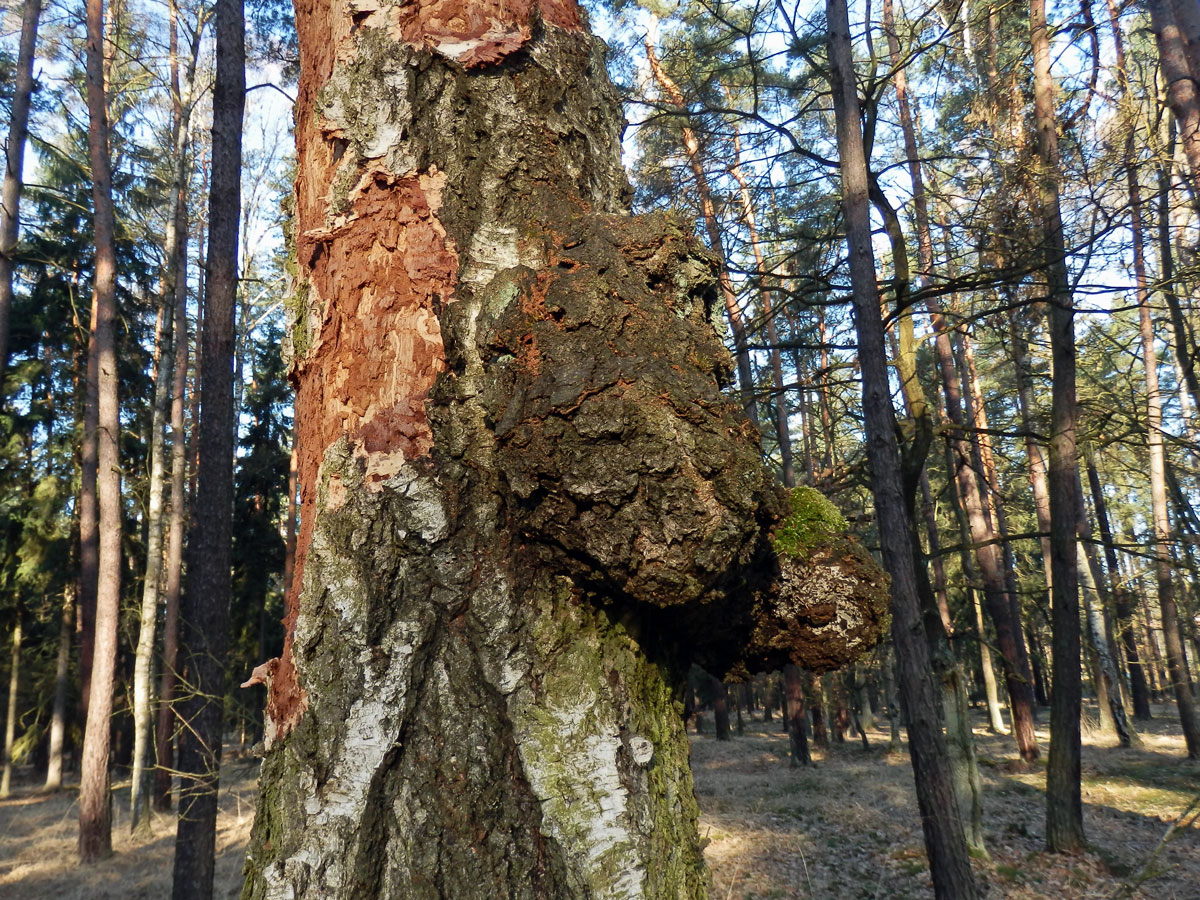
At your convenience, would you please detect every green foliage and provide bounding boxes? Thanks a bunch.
[771,486,848,558]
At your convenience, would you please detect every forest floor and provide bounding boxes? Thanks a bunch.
[0,705,1196,899]
[0,752,257,899]
[694,703,1200,900]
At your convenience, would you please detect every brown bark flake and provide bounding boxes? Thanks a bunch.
[268,169,458,748]
[388,0,582,66]
[296,168,455,490]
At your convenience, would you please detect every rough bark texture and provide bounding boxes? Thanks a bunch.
[243,4,885,898]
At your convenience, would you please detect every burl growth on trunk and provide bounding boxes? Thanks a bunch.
[456,199,889,678]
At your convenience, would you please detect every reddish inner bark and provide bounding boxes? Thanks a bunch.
[394,0,582,65]
[270,171,458,738]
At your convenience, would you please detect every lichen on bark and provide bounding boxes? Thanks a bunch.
[245,2,886,898]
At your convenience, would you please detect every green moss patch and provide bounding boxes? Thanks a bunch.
[771,487,848,558]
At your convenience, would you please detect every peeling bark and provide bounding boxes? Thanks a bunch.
[244,3,884,898]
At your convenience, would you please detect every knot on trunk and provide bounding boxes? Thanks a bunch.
[463,209,887,672]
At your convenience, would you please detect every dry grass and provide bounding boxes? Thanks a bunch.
[693,705,1200,900]
[0,752,258,900]
[0,709,1196,899]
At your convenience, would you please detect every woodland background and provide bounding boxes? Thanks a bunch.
[0,0,1198,895]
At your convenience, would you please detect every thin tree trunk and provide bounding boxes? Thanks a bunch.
[78,0,124,862]
[45,587,74,789]
[1141,590,1168,700]
[131,309,174,832]
[171,0,243,891]
[826,1,978,893]
[971,586,1008,733]
[1,615,21,798]
[154,197,190,813]
[1007,309,1056,626]
[918,473,954,635]
[958,331,1036,706]
[712,677,731,741]
[928,236,1038,762]
[78,287,99,730]
[132,0,203,833]
[808,671,829,747]
[784,665,810,765]
[1073,468,1134,747]
[1087,450,1152,718]
[0,0,43,382]
[644,34,759,426]
[883,647,902,752]
[1139,195,1200,758]
[730,135,792,483]
[1032,0,1085,851]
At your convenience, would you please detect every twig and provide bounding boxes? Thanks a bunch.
[799,842,815,897]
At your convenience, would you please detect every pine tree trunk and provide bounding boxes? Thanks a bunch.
[0,0,42,383]
[171,0,243,893]
[78,287,99,728]
[1139,195,1200,757]
[713,677,732,742]
[784,664,810,766]
[826,0,978,893]
[730,138,792,483]
[1032,0,1085,851]
[78,0,125,862]
[1151,0,1200,190]
[132,0,202,832]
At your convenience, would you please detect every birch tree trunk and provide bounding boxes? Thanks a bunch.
[44,586,73,789]
[240,3,887,898]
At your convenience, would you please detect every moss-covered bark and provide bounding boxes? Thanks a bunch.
[243,3,886,898]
